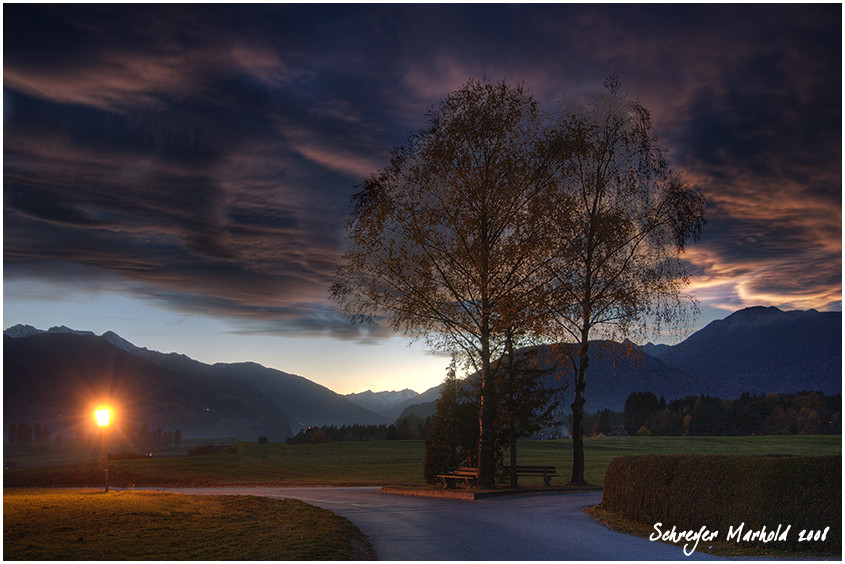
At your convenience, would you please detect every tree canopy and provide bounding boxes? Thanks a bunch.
[332,77,705,488]
[332,79,559,487]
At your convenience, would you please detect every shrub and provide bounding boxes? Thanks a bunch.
[309,429,329,444]
[602,455,841,554]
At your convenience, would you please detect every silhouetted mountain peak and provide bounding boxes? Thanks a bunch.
[46,325,96,336]
[715,306,828,328]
[345,389,420,416]
[4,324,100,338]
[101,330,139,352]
[3,324,42,338]
[644,306,840,395]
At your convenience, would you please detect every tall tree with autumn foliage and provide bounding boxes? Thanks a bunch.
[331,79,560,487]
[546,77,706,484]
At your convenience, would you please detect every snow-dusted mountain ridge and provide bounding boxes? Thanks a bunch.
[345,389,421,416]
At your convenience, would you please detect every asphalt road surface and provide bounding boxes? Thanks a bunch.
[154,486,720,560]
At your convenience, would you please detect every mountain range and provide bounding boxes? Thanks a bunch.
[399,307,841,420]
[344,389,421,420]
[4,326,391,442]
[4,307,840,441]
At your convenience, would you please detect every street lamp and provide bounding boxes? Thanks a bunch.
[94,406,111,492]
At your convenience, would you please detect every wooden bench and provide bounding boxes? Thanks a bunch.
[503,465,558,486]
[436,467,479,489]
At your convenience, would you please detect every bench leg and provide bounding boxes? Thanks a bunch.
[543,472,551,487]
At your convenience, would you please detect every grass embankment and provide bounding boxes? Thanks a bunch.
[3,489,375,560]
[4,435,840,488]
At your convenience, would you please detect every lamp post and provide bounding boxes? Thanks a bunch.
[95,407,111,492]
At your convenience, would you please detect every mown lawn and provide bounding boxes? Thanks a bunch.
[4,435,840,488]
[533,435,842,485]
[3,489,374,560]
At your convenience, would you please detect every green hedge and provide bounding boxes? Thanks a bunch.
[602,455,840,554]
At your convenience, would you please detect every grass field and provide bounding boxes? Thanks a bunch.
[4,436,840,561]
[4,435,841,488]
[3,488,374,560]
[3,437,233,470]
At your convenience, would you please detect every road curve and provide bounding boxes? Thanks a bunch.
[153,486,720,560]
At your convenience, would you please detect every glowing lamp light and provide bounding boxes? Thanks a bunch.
[95,407,111,427]
[93,405,113,492]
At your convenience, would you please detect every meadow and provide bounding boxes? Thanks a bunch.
[4,435,841,488]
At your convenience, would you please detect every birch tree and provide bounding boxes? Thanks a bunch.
[331,79,558,487]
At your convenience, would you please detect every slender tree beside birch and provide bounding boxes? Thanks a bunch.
[546,77,706,484]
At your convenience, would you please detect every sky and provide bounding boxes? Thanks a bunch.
[3,4,841,395]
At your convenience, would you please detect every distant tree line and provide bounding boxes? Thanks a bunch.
[281,389,841,451]
[7,422,56,447]
[121,422,182,452]
[9,421,183,454]
[285,417,428,445]
[580,391,842,437]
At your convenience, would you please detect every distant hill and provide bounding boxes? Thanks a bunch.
[3,327,390,441]
[533,340,729,412]
[3,331,290,441]
[395,340,717,420]
[390,307,842,419]
[643,306,841,395]
[390,382,448,421]
[397,400,438,421]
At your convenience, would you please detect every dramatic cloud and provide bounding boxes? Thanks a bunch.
[4,4,841,344]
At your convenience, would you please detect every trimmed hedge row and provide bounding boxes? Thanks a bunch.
[602,455,841,554]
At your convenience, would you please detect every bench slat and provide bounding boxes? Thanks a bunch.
[437,467,479,489]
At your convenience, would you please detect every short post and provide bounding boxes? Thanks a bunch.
[95,407,111,492]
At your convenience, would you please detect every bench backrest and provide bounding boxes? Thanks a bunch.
[506,465,556,471]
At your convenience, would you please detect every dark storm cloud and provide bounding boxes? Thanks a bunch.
[3,4,388,336]
[661,6,841,310]
[4,4,841,340]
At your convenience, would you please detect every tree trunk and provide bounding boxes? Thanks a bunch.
[506,333,517,488]
[509,428,518,488]
[569,336,589,486]
[477,323,495,488]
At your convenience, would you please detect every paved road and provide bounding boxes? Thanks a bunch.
[154,486,720,560]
